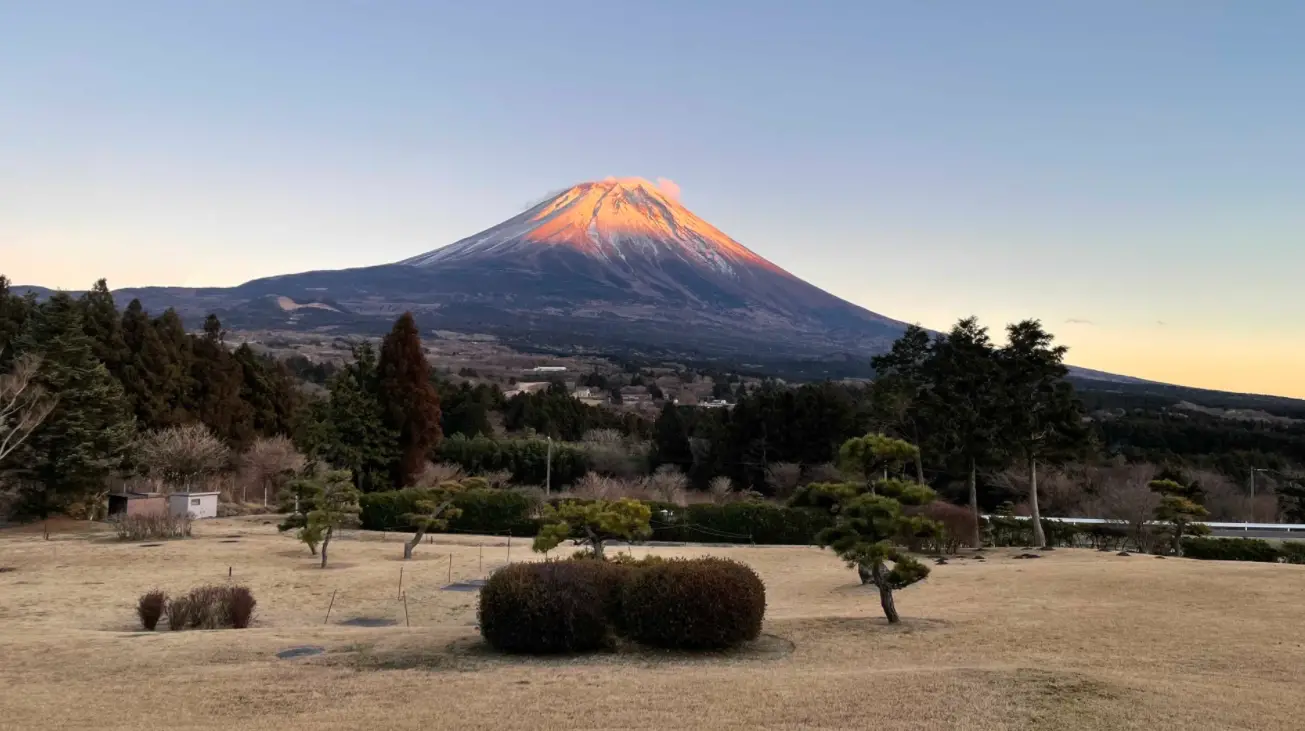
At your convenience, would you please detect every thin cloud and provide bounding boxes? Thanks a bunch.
[654,177,681,201]
[1065,318,1096,326]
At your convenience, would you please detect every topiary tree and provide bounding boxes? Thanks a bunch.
[301,469,361,568]
[838,433,920,494]
[402,481,466,560]
[1150,478,1209,556]
[813,439,940,624]
[532,498,652,560]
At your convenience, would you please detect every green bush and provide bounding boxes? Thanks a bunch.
[983,516,1084,548]
[1279,542,1305,565]
[436,435,590,485]
[478,561,612,654]
[1182,537,1281,563]
[621,557,766,650]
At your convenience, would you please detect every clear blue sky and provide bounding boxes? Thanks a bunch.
[2,1,1302,396]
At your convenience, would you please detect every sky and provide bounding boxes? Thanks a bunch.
[2,2,1302,398]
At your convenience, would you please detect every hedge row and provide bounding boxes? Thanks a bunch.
[359,489,833,544]
[359,488,540,535]
[478,557,766,654]
[1182,537,1305,564]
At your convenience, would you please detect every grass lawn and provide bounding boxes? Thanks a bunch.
[1,517,1303,730]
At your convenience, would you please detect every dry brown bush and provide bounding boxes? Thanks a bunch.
[113,512,193,541]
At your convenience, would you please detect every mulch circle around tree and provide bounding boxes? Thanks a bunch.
[1117,551,1131,557]
[1013,553,1042,560]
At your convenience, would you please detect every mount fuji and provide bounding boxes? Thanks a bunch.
[22,178,912,358]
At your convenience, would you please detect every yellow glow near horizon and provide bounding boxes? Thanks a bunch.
[1063,326,1305,399]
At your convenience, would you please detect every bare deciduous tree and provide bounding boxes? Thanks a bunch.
[0,353,57,466]
[645,464,689,506]
[764,462,802,500]
[237,436,306,505]
[1085,464,1160,551]
[136,424,231,493]
[708,475,736,504]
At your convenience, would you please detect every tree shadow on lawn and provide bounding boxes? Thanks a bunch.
[314,632,796,673]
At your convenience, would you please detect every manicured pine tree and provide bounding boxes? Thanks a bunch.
[1149,478,1209,555]
[376,313,442,488]
[11,293,135,516]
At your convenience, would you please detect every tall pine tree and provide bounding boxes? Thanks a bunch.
[376,313,442,487]
[79,279,128,379]
[189,315,254,446]
[997,319,1089,547]
[309,344,399,492]
[923,317,1003,547]
[12,293,135,516]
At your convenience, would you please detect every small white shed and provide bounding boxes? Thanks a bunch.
[168,492,219,520]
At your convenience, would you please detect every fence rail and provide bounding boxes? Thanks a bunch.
[986,515,1305,534]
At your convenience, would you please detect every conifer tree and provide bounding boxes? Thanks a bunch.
[11,293,135,515]
[923,318,1003,547]
[870,324,934,483]
[301,469,361,568]
[651,402,693,470]
[79,279,128,378]
[310,345,398,492]
[813,436,939,623]
[188,314,254,446]
[119,300,185,429]
[1150,478,1209,555]
[232,344,299,437]
[0,276,35,362]
[376,313,442,487]
[996,320,1089,547]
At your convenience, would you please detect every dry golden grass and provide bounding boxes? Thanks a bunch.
[2,518,1304,730]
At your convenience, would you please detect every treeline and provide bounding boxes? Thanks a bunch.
[0,278,303,514]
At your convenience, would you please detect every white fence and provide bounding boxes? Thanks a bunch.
[987,515,1305,534]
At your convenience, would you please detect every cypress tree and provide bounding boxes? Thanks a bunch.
[232,343,299,437]
[189,314,254,446]
[314,351,398,493]
[152,308,195,419]
[11,293,135,515]
[120,299,185,429]
[652,402,693,470]
[376,313,442,487]
[0,276,35,363]
[79,279,128,378]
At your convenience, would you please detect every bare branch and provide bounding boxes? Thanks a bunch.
[0,353,58,465]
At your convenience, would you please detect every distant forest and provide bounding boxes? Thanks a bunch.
[1,275,1301,523]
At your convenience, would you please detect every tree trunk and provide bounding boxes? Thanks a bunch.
[1173,522,1184,556]
[586,527,605,560]
[911,423,925,485]
[1028,457,1046,547]
[870,561,900,624]
[858,562,872,584]
[320,526,333,569]
[404,526,427,560]
[968,458,982,549]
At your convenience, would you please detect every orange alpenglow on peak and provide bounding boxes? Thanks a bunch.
[401,178,783,276]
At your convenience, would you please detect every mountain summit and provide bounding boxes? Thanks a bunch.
[29,179,910,358]
[402,177,780,279]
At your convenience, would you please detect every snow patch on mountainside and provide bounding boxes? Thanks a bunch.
[275,296,339,313]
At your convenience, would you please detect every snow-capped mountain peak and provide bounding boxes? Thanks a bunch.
[399,177,781,277]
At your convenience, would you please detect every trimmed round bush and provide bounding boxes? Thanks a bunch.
[621,557,766,650]
[478,561,612,654]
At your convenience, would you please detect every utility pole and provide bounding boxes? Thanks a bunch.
[545,436,552,495]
